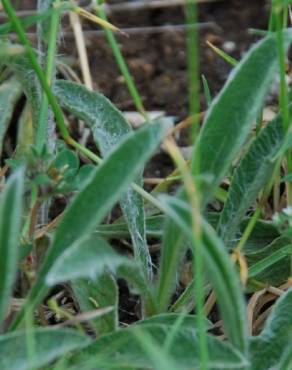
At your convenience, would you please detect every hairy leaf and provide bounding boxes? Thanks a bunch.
[249,289,292,370]
[69,323,247,369]
[46,235,133,285]
[0,328,90,370]
[0,168,24,325]
[218,113,285,247]
[191,31,292,205]
[54,80,151,276]
[12,121,169,328]
[158,196,248,354]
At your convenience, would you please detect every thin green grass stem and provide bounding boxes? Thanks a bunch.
[1,0,70,141]
[36,3,60,152]
[274,0,292,275]
[186,0,200,140]
[95,1,147,118]
[186,1,208,367]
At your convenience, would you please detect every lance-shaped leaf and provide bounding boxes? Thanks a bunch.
[69,323,248,369]
[249,288,292,370]
[156,32,292,318]
[218,113,285,247]
[191,31,292,205]
[46,235,134,285]
[54,80,151,277]
[12,120,169,329]
[0,168,24,325]
[0,77,22,155]
[158,196,248,354]
[0,328,90,370]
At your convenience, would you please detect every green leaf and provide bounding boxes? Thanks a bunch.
[249,288,292,370]
[248,244,290,279]
[135,313,212,330]
[96,215,165,239]
[191,32,292,205]
[13,121,169,328]
[69,323,248,369]
[218,113,285,247]
[158,196,248,354]
[72,274,118,334]
[54,80,151,276]
[0,3,72,35]
[246,237,290,289]
[0,328,90,370]
[0,168,24,325]
[0,77,22,155]
[46,235,133,285]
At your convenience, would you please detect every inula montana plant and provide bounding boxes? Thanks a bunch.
[0,0,292,369]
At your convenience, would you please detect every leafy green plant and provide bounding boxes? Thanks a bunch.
[0,0,292,369]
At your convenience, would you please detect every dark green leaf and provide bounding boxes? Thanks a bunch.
[249,289,292,370]
[158,196,248,354]
[69,324,248,369]
[72,274,118,334]
[218,113,285,247]
[247,237,290,290]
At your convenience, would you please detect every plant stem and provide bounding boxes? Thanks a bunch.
[185,1,208,367]
[36,2,59,152]
[95,1,147,118]
[164,138,208,370]
[186,0,200,140]
[235,208,262,252]
[2,0,70,141]
[274,0,292,275]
